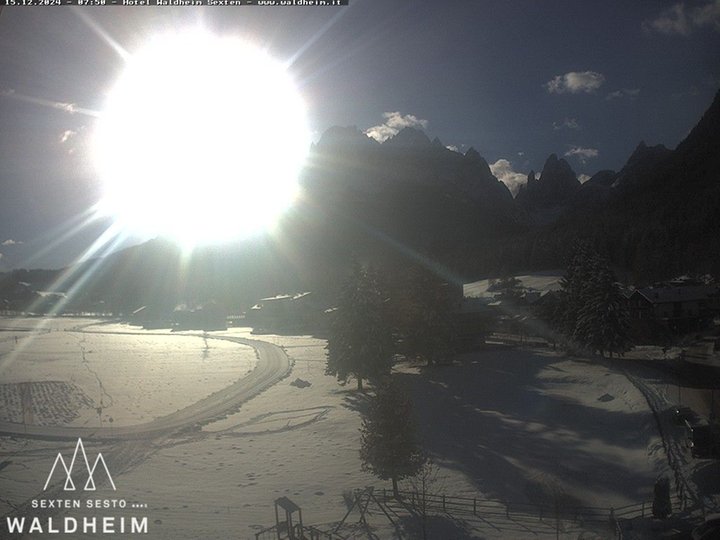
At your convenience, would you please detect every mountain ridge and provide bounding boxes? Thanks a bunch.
[3,89,719,312]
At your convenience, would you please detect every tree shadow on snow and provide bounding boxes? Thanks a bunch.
[398,513,485,540]
[397,348,657,507]
[339,390,372,415]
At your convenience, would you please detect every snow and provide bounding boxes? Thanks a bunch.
[398,350,661,511]
[0,319,256,427]
[464,270,564,299]
[0,317,688,539]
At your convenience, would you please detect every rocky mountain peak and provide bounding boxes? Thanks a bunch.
[626,140,669,167]
[382,127,432,148]
[539,154,577,186]
[515,154,579,208]
[612,141,672,189]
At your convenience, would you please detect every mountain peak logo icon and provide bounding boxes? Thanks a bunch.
[43,438,116,491]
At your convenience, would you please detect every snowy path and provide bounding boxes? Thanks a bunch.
[0,333,291,441]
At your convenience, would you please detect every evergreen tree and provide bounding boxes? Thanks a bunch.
[325,264,394,391]
[493,275,523,303]
[359,380,426,497]
[555,243,631,357]
[574,259,630,357]
[554,242,595,336]
[390,267,457,366]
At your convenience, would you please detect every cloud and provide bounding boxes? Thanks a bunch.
[364,112,428,142]
[578,174,592,184]
[606,88,641,100]
[643,1,720,35]
[58,126,91,156]
[694,0,720,29]
[54,102,78,114]
[553,117,580,130]
[446,145,460,153]
[2,239,21,246]
[489,159,528,196]
[59,130,76,144]
[545,71,605,94]
[643,3,690,35]
[565,146,599,164]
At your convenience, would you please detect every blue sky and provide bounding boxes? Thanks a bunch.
[1,1,719,269]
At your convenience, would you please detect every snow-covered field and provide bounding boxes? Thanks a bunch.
[400,350,661,509]
[0,318,672,539]
[463,270,564,299]
[0,319,256,427]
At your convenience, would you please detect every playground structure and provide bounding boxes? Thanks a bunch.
[256,496,333,540]
[254,489,398,540]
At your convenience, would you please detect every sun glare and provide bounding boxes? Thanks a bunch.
[92,31,310,247]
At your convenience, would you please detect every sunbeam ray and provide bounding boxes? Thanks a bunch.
[15,209,103,271]
[0,89,99,118]
[71,7,130,61]
[284,4,352,70]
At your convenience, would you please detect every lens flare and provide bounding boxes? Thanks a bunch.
[92,30,311,247]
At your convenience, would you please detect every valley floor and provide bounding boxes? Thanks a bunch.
[0,318,713,539]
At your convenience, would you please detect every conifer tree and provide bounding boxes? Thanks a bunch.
[554,243,630,357]
[391,267,457,366]
[574,258,630,357]
[359,380,426,497]
[325,264,394,391]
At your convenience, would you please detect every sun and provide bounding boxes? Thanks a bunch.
[92,30,310,247]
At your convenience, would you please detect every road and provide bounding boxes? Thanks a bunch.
[0,334,292,441]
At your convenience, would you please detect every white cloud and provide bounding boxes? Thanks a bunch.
[2,239,21,246]
[446,145,460,153]
[57,126,91,156]
[565,146,599,164]
[364,111,429,143]
[54,102,78,114]
[553,117,580,130]
[643,3,690,35]
[60,130,76,144]
[578,174,592,184]
[693,0,720,29]
[643,1,720,35]
[545,71,605,94]
[606,88,641,100]
[489,159,528,196]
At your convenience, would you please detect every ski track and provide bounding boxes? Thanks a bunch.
[0,326,294,537]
